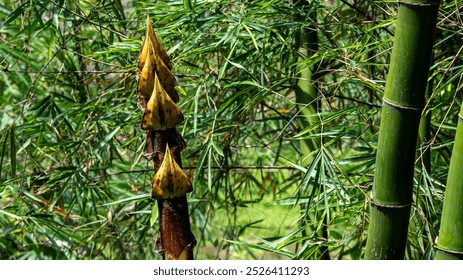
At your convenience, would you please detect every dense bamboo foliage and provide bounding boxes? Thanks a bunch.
[435,104,463,260]
[0,0,462,260]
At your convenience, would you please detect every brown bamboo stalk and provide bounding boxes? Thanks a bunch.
[137,16,196,260]
[144,130,195,260]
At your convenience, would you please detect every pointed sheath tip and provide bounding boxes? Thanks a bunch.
[146,14,153,29]
[140,73,183,131]
[144,14,172,70]
[151,144,193,200]
[137,39,155,106]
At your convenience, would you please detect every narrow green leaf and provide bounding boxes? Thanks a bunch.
[211,140,224,157]
[131,140,145,170]
[218,42,237,80]
[183,0,192,11]
[96,126,121,151]
[150,204,158,227]
[102,193,150,206]
[242,23,259,50]
[194,84,202,135]
[0,209,23,220]
[17,138,31,154]
[3,2,29,25]
[175,85,187,96]
[207,146,212,191]
[0,129,8,180]
[193,143,210,185]
[48,177,71,211]
[10,124,16,178]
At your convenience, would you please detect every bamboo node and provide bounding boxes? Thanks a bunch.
[435,244,463,255]
[369,193,412,209]
[458,113,463,121]
[382,97,421,111]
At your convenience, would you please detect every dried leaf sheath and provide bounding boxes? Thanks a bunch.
[137,41,155,108]
[136,15,195,260]
[138,14,172,71]
[137,38,179,105]
[141,73,184,131]
[152,144,192,199]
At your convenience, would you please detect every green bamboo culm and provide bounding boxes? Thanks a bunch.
[295,0,319,166]
[435,105,463,260]
[294,1,330,260]
[364,0,440,259]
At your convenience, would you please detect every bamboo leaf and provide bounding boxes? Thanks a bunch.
[95,126,121,152]
[183,0,192,11]
[0,209,23,220]
[150,204,158,227]
[0,128,8,180]
[101,194,150,206]
[211,140,224,157]
[242,23,259,51]
[9,124,16,178]
[193,143,210,185]
[3,2,29,25]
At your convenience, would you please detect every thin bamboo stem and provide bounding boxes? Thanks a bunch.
[293,0,330,260]
[295,7,319,166]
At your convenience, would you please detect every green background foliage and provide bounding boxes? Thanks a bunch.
[0,0,462,259]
